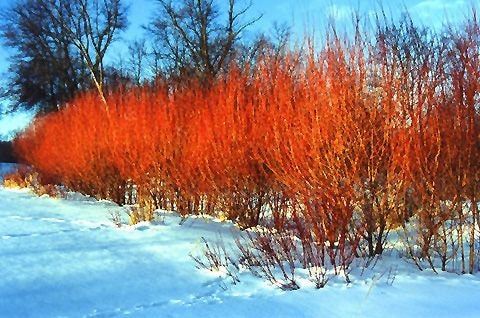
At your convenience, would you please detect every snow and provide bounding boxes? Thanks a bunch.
[1,166,479,317]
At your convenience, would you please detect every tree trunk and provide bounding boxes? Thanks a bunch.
[469,195,477,274]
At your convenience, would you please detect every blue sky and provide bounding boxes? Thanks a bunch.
[0,0,477,139]
[0,0,475,75]
[122,0,475,49]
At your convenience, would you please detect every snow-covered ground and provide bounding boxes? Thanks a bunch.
[1,167,479,317]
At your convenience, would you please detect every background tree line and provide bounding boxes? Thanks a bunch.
[0,0,290,114]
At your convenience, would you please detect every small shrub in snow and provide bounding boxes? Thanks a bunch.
[190,236,240,285]
[109,210,124,228]
[2,168,62,198]
[235,228,300,290]
[127,205,156,225]
[2,169,29,189]
[194,218,357,290]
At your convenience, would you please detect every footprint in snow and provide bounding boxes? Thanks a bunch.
[39,217,66,223]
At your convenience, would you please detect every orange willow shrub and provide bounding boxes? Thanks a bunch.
[370,17,445,263]
[15,93,124,201]
[250,32,412,260]
[172,67,286,227]
[424,13,480,274]
[106,84,178,208]
[14,86,177,205]
[449,14,480,274]
[245,44,362,268]
[388,13,480,274]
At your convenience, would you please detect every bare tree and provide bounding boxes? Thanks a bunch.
[1,0,90,113]
[1,0,127,111]
[237,21,292,68]
[147,0,261,81]
[128,39,147,85]
[40,0,128,104]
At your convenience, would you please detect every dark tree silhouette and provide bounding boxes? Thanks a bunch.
[0,141,16,163]
[0,0,127,112]
[1,1,89,113]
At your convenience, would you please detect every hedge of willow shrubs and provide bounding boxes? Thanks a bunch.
[14,13,480,274]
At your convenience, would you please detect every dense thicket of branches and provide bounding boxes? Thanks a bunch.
[14,11,480,274]
[0,0,127,112]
